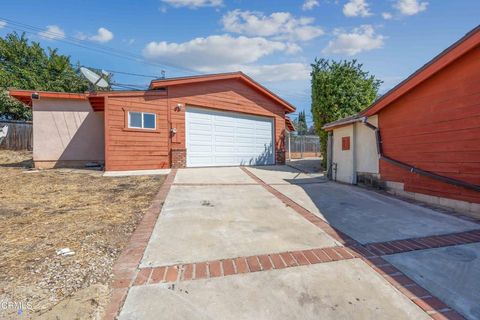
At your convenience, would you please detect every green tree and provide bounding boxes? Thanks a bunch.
[310,58,382,167]
[0,32,89,120]
[295,110,308,135]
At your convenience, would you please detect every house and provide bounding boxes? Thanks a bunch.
[322,26,480,215]
[9,72,296,171]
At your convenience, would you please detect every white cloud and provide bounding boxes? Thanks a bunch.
[343,0,372,17]
[222,10,324,42]
[302,0,319,11]
[394,0,428,15]
[142,34,306,81]
[77,27,114,43]
[323,25,385,55]
[237,63,310,82]
[143,34,300,70]
[89,27,114,43]
[38,25,65,40]
[161,0,222,8]
[382,12,393,20]
[0,20,6,29]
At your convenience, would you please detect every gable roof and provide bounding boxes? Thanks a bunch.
[323,25,480,130]
[149,72,296,113]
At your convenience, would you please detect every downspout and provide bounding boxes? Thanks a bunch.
[352,122,357,184]
[362,117,480,193]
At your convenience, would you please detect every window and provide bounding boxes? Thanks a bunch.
[128,111,156,130]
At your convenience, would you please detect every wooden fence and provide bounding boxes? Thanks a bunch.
[0,120,33,151]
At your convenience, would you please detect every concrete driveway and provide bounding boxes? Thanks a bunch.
[115,165,480,320]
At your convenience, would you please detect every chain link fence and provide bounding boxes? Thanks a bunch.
[285,134,321,159]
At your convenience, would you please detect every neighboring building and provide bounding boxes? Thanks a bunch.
[322,26,480,215]
[9,72,295,171]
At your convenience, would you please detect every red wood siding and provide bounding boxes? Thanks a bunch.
[105,93,169,171]
[167,78,286,153]
[379,47,480,203]
[104,78,288,171]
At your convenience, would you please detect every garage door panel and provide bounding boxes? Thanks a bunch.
[189,135,212,142]
[214,124,235,133]
[189,145,214,153]
[186,107,274,167]
[215,146,235,153]
[215,137,235,144]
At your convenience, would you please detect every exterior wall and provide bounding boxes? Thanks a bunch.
[385,181,480,218]
[103,79,289,171]
[104,92,169,171]
[355,115,379,174]
[167,78,287,166]
[32,98,104,168]
[378,47,480,204]
[332,125,354,183]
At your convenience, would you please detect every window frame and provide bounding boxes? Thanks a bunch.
[127,111,157,130]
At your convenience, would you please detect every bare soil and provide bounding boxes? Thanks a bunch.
[0,150,165,319]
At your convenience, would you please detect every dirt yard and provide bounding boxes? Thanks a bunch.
[0,150,166,319]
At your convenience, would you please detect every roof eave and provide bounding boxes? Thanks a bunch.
[322,116,366,131]
[150,72,296,113]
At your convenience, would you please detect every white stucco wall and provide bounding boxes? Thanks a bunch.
[332,125,354,183]
[355,115,379,174]
[32,98,104,164]
[331,115,379,184]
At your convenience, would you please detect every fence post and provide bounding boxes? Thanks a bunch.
[287,131,291,161]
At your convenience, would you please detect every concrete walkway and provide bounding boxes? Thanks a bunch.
[113,165,480,320]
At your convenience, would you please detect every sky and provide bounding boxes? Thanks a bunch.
[0,0,479,125]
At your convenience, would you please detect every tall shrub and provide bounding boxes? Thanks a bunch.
[310,58,382,168]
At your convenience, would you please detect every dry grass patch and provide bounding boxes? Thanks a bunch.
[0,151,165,319]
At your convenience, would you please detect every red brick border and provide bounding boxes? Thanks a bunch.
[241,167,471,320]
[361,256,465,319]
[366,230,480,256]
[173,183,259,186]
[240,167,355,245]
[133,246,360,285]
[103,169,177,320]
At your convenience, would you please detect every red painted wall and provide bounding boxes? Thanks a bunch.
[379,47,480,203]
[167,78,286,153]
[104,79,287,171]
[104,92,170,171]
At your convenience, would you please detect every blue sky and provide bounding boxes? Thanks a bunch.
[0,0,479,124]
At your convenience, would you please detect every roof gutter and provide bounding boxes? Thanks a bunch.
[322,116,366,131]
[362,117,480,193]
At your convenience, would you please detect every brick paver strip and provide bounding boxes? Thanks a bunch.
[103,169,177,320]
[109,166,475,320]
[149,266,166,284]
[222,259,236,276]
[182,263,194,281]
[240,167,355,245]
[365,230,480,256]
[138,246,358,286]
[234,257,249,274]
[239,167,474,320]
[208,261,223,277]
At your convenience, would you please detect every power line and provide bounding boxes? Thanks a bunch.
[0,17,202,76]
[1,46,161,81]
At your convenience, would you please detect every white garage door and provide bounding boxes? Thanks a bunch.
[186,107,275,167]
